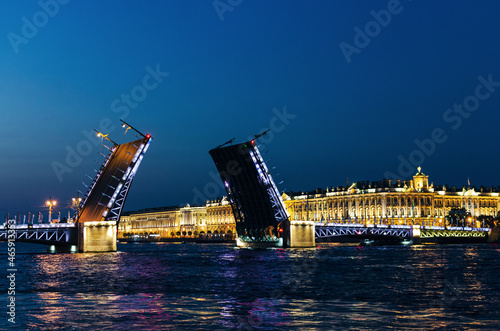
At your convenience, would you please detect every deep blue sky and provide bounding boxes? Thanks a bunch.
[1,1,500,218]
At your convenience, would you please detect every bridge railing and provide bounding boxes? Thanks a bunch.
[315,222,413,229]
[314,222,491,232]
[0,222,77,245]
[0,223,76,230]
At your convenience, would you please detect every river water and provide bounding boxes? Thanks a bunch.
[1,242,499,330]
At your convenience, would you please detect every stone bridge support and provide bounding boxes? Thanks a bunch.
[288,220,316,248]
[78,221,117,253]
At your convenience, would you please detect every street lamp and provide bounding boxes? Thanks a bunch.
[120,119,148,138]
[72,195,82,221]
[95,129,118,146]
[72,197,82,209]
[46,198,57,223]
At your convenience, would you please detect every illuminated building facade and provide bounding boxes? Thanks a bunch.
[284,168,499,227]
[206,197,236,235]
[119,206,181,238]
[118,168,499,238]
[119,203,223,238]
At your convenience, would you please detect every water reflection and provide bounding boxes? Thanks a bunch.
[219,297,290,329]
[1,242,498,329]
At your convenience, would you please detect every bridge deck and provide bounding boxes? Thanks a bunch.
[0,223,77,246]
[0,223,76,230]
[78,139,144,223]
[0,127,151,252]
[314,222,491,241]
[209,140,288,242]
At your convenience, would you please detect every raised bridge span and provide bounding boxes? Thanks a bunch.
[209,136,315,248]
[1,129,151,253]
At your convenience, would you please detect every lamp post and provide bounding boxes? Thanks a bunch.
[72,195,82,222]
[120,119,147,138]
[46,198,57,223]
[95,129,118,146]
[72,197,82,209]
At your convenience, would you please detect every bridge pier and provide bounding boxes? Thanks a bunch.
[77,221,117,253]
[488,228,499,242]
[288,220,316,248]
[411,225,421,244]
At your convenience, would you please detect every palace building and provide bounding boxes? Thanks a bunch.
[283,167,499,227]
[119,204,207,238]
[118,168,499,238]
[206,197,236,235]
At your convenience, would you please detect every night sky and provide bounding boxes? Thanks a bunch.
[1,1,500,218]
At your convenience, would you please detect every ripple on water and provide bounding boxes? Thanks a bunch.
[0,242,499,329]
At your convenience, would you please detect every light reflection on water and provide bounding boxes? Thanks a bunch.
[0,242,499,329]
